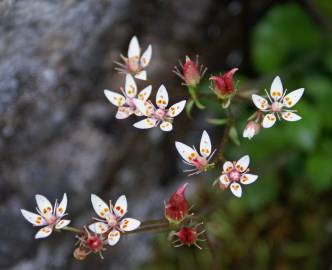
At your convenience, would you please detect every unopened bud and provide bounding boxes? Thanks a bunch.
[165,183,189,224]
[210,68,238,98]
[73,247,88,261]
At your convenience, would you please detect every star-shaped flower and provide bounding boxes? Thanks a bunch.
[21,193,71,239]
[219,155,258,198]
[89,194,141,246]
[175,130,216,176]
[104,74,152,119]
[252,76,304,128]
[133,85,186,132]
[114,36,152,80]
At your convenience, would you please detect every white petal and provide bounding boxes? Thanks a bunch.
[243,126,255,140]
[262,113,276,128]
[223,161,234,173]
[88,222,110,234]
[156,85,169,109]
[167,100,186,118]
[160,121,173,132]
[128,36,140,59]
[133,118,157,129]
[104,90,125,107]
[137,85,152,101]
[282,88,304,108]
[108,229,121,246]
[35,194,53,217]
[55,219,71,229]
[35,225,53,239]
[134,70,147,81]
[91,194,111,219]
[20,209,47,226]
[252,94,269,110]
[125,74,137,98]
[175,141,198,164]
[270,76,283,101]
[230,183,242,198]
[235,155,250,173]
[56,193,67,218]
[219,174,230,187]
[119,218,141,231]
[199,130,212,158]
[133,99,155,116]
[281,112,302,121]
[113,195,127,218]
[140,45,152,68]
[116,107,133,119]
[240,174,258,185]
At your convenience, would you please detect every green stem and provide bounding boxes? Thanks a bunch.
[188,86,205,109]
[124,224,170,235]
[141,219,168,226]
[62,226,83,234]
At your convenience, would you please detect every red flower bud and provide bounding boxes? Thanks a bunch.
[177,227,198,246]
[87,235,104,253]
[174,56,207,87]
[210,68,238,97]
[165,183,189,223]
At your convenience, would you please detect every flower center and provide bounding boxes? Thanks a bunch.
[228,169,241,182]
[106,213,118,227]
[126,98,136,110]
[127,57,140,72]
[271,102,282,112]
[192,156,208,171]
[154,108,166,120]
[44,214,57,225]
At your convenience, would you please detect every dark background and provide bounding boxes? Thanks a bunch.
[0,0,331,269]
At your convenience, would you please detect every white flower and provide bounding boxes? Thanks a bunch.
[21,193,71,239]
[115,36,152,80]
[175,130,216,176]
[219,155,258,198]
[252,76,304,128]
[89,194,141,246]
[243,121,260,140]
[104,74,152,119]
[133,85,186,132]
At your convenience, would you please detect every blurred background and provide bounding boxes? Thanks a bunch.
[0,0,332,269]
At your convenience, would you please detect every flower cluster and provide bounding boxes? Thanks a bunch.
[106,36,186,132]
[20,35,306,259]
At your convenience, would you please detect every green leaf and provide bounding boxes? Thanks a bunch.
[251,3,322,74]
